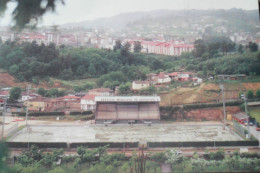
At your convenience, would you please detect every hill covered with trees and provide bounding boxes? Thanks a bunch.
[0,38,259,89]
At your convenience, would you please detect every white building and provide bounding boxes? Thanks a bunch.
[132,81,150,90]
[81,95,96,111]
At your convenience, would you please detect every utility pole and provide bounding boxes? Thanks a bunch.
[243,92,250,139]
[25,85,31,126]
[1,96,7,140]
[220,84,226,124]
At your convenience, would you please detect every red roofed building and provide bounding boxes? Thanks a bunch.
[81,95,96,111]
[0,90,10,98]
[147,72,171,85]
[19,33,47,45]
[137,41,194,56]
[168,72,181,80]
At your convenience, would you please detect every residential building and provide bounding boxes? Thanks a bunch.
[0,90,10,98]
[148,72,171,85]
[156,72,171,84]
[21,92,40,101]
[168,72,180,80]
[27,97,47,112]
[132,81,150,90]
[177,72,192,81]
[81,95,96,111]
[139,41,194,56]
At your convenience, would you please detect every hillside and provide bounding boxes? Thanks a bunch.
[62,9,259,37]
[124,9,259,37]
[160,82,260,106]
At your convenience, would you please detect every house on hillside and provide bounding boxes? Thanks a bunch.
[21,92,40,101]
[89,88,114,96]
[168,72,180,80]
[147,73,157,81]
[58,95,81,111]
[0,90,10,98]
[177,72,192,81]
[156,72,171,84]
[132,81,150,90]
[147,72,171,85]
[27,97,47,112]
[81,95,96,111]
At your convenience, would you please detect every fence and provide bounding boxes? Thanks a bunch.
[233,121,247,138]
[0,123,18,139]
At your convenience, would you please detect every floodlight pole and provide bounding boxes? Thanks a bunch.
[25,85,31,126]
[243,92,250,139]
[1,96,7,140]
[220,84,226,124]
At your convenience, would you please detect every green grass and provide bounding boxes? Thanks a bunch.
[249,106,260,123]
[54,78,97,88]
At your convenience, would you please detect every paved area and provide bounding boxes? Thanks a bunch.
[9,124,242,143]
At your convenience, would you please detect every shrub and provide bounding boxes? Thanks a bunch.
[246,90,254,99]
[256,89,260,99]
[69,111,93,115]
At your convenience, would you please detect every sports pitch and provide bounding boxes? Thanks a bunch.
[8,124,243,143]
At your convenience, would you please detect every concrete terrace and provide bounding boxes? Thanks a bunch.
[8,124,242,143]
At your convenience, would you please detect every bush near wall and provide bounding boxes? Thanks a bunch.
[182,101,243,110]
[69,111,93,115]
[12,112,65,116]
[160,106,180,120]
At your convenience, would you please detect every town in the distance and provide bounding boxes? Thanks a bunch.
[1,7,260,173]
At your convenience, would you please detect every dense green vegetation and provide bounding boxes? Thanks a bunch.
[0,39,259,90]
[2,143,260,173]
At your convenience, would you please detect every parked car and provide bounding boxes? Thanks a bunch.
[249,122,254,126]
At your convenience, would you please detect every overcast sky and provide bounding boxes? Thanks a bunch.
[0,0,258,26]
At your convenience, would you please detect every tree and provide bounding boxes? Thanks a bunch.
[76,65,86,76]
[115,40,122,50]
[151,152,167,163]
[73,86,85,92]
[9,64,19,75]
[84,82,96,90]
[0,0,65,29]
[134,41,142,53]
[193,39,207,57]
[238,44,244,54]
[121,42,132,65]
[9,87,21,101]
[246,90,254,99]
[256,89,260,99]
[88,63,96,77]
[0,142,9,173]
[37,88,47,96]
[118,82,131,95]
[248,42,258,52]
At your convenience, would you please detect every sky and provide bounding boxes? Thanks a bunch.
[0,0,258,26]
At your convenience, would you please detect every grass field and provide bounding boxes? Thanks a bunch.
[249,107,260,123]
[53,78,97,88]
